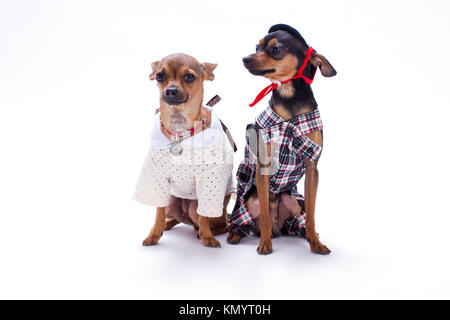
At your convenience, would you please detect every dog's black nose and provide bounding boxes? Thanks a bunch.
[242,56,253,66]
[165,87,178,97]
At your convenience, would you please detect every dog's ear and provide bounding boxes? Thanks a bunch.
[149,61,160,80]
[202,63,217,81]
[310,52,337,77]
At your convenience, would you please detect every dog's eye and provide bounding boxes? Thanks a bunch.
[185,73,195,82]
[272,47,280,55]
[155,72,164,82]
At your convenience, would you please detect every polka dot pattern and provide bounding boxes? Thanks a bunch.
[133,135,235,218]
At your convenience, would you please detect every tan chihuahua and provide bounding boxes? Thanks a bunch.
[134,53,235,248]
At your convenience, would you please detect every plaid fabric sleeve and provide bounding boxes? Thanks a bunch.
[229,195,255,237]
[292,135,322,162]
[282,215,307,238]
[229,125,257,237]
[260,108,323,162]
[229,161,257,237]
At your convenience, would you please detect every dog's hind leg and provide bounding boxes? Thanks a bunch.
[227,193,243,244]
[227,232,242,244]
[211,225,229,235]
[209,216,229,235]
[164,218,180,231]
[165,196,195,228]
[210,194,231,235]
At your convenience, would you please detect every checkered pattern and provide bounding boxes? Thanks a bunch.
[229,107,323,237]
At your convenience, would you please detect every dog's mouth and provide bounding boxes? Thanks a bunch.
[163,95,189,106]
[247,69,276,76]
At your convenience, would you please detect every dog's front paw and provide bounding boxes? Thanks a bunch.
[142,233,162,246]
[227,232,242,245]
[202,236,221,248]
[257,238,273,255]
[308,238,331,255]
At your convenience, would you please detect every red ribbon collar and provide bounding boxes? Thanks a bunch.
[161,120,204,140]
[249,47,317,107]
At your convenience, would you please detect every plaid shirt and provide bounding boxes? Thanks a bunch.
[229,106,323,237]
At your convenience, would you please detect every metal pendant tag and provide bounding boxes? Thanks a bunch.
[170,141,183,156]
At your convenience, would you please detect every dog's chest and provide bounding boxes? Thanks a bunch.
[244,106,323,194]
[150,146,206,200]
[267,142,306,192]
[150,141,234,200]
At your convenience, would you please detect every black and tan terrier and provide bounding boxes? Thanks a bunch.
[228,24,336,255]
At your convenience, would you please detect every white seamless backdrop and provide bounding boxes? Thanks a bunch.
[0,0,449,299]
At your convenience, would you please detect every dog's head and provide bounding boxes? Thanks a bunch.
[242,24,336,82]
[150,53,217,130]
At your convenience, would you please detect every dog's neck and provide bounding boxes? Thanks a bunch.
[270,78,318,120]
[160,105,211,141]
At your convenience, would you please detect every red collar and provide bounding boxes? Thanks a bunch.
[161,120,204,140]
[249,47,317,107]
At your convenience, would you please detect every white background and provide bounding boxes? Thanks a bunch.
[1,0,450,299]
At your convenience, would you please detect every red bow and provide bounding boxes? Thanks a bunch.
[249,47,317,107]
